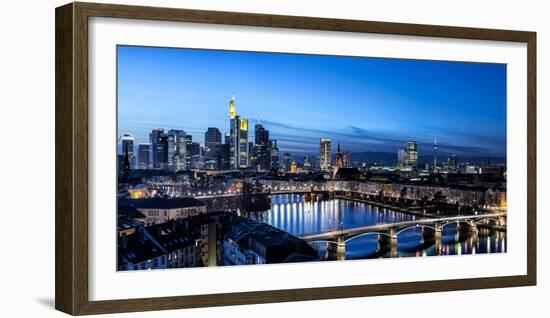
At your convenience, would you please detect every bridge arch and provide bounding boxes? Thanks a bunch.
[475,217,501,224]
[440,220,473,230]
[307,240,338,246]
[344,232,391,243]
[395,225,437,236]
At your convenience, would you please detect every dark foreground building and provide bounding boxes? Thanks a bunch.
[222,217,319,265]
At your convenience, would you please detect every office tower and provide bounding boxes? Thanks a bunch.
[447,155,458,169]
[229,94,249,169]
[120,133,135,169]
[204,127,222,169]
[283,152,292,172]
[270,139,279,171]
[249,142,257,168]
[181,135,191,168]
[219,143,230,170]
[398,148,407,165]
[187,141,201,169]
[137,143,151,169]
[319,138,331,171]
[254,123,271,171]
[149,129,168,169]
[303,156,311,168]
[167,129,187,171]
[433,137,438,166]
[405,140,418,167]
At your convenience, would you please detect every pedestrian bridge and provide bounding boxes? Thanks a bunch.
[299,213,506,255]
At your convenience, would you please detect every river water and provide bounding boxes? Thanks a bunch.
[250,194,507,260]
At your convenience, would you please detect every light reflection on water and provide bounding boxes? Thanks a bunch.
[250,194,507,261]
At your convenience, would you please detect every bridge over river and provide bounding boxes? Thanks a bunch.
[299,213,506,255]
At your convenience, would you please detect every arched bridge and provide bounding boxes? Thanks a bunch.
[299,213,506,255]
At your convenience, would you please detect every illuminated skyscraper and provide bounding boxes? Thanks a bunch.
[137,143,151,169]
[319,138,331,171]
[397,148,407,166]
[149,129,168,169]
[229,94,249,169]
[270,139,279,171]
[167,129,187,171]
[405,140,418,167]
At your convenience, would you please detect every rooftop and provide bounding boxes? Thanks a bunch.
[119,197,206,210]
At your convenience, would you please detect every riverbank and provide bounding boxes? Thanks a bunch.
[333,195,443,219]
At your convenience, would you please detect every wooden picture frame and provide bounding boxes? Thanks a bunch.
[55,2,536,315]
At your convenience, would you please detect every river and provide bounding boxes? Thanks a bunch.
[250,193,507,260]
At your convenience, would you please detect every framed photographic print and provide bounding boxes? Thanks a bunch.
[55,2,536,315]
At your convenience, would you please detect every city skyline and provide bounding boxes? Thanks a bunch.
[118,45,506,158]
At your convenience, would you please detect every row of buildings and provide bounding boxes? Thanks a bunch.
[119,95,281,173]
[117,200,318,271]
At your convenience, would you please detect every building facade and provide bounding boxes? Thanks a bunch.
[320,138,332,171]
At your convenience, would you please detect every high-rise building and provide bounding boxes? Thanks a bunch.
[397,148,407,166]
[204,127,222,169]
[283,152,292,172]
[137,143,151,169]
[229,94,249,169]
[120,133,135,169]
[167,129,187,171]
[150,129,167,169]
[187,141,201,169]
[405,140,418,167]
[303,156,311,168]
[219,143,230,170]
[183,135,192,168]
[270,140,279,171]
[319,138,332,171]
[447,155,458,169]
[248,142,256,168]
[254,123,271,171]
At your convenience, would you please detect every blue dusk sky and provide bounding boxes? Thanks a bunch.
[117,45,506,158]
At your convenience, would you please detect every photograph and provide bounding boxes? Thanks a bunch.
[116,45,508,271]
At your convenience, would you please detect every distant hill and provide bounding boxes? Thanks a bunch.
[349,151,505,166]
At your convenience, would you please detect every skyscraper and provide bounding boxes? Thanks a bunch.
[187,141,201,169]
[303,156,311,168]
[319,138,332,171]
[270,139,279,171]
[405,140,418,167]
[229,94,249,169]
[120,133,135,169]
[167,129,187,171]
[137,143,151,169]
[204,127,222,169]
[149,129,167,169]
[254,123,270,171]
[397,148,406,166]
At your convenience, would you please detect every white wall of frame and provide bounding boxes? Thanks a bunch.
[0,0,548,317]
